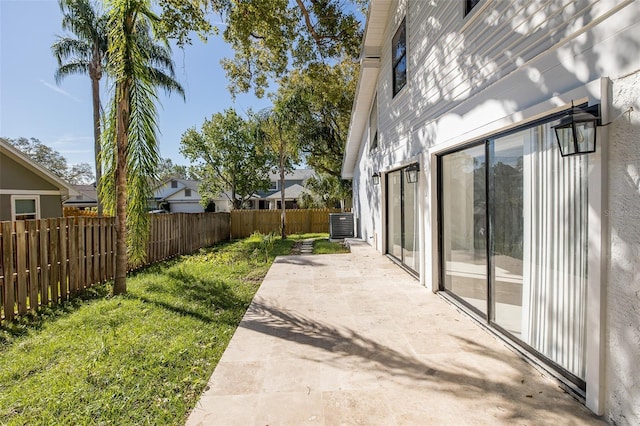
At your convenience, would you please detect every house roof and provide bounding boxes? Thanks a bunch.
[268,168,316,181]
[341,0,392,179]
[0,138,78,196]
[64,184,97,207]
[265,184,309,200]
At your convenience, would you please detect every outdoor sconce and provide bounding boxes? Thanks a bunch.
[405,163,420,183]
[553,104,600,157]
[372,172,380,185]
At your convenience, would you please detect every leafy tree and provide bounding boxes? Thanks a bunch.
[299,174,351,210]
[2,137,95,184]
[156,157,189,182]
[256,96,302,238]
[153,0,364,97]
[219,0,363,97]
[276,60,356,178]
[180,108,273,210]
[101,0,184,295]
[52,0,108,214]
[65,162,96,185]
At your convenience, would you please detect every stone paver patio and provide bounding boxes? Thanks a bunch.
[186,240,603,425]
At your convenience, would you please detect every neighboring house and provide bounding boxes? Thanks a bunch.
[151,178,206,213]
[0,138,77,221]
[343,1,640,423]
[213,169,315,211]
[258,169,315,210]
[63,184,98,210]
[264,183,308,210]
[208,191,261,212]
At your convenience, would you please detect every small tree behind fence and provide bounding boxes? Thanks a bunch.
[0,212,230,322]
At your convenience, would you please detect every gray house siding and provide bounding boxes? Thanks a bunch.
[0,153,59,191]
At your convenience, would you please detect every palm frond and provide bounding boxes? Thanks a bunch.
[54,62,91,84]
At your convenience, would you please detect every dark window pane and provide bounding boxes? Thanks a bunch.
[394,55,407,95]
[465,0,481,15]
[392,19,407,96]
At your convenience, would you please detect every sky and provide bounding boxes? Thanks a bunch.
[0,0,273,170]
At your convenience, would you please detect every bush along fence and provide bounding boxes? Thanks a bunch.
[0,212,230,322]
[230,208,345,238]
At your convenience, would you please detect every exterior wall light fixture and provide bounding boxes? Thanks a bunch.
[372,172,380,185]
[405,163,420,183]
[553,103,600,157]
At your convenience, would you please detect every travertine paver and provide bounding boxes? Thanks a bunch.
[186,240,604,425]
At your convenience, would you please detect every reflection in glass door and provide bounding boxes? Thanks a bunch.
[386,167,419,273]
[441,145,487,314]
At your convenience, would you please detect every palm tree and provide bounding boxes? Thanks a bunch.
[52,0,108,215]
[101,0,184,295]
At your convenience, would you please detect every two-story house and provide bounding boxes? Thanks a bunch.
[342,1,640,423]
[151,178,206,213]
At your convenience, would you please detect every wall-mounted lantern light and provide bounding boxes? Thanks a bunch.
[372,172,380,185]
[405,163,420,183]
[553,104,600,157]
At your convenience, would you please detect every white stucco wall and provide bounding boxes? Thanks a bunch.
[606,70,640,426]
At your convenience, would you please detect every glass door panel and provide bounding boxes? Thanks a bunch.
[441,145,487,314]
[387,170,402,259]
[403,174,419,272]
[489,134,524,337]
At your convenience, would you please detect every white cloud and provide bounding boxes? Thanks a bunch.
[39,80,82,103]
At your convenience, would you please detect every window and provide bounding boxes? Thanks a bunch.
[171,180,178,188]
[184,188,192,197]
[369,95,379,152]
[12,196,39,221]
[465,0,481,16]
[269,181,278,191]
[392,18,407,97]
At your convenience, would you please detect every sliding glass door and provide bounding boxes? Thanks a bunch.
[439,120,588,387]
[386,166,419,273]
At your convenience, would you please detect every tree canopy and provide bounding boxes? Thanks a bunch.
[156,0,364,97]
[180,108,274,209]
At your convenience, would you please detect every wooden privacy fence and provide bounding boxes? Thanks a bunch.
[230,208,345,238]
[0,212,230,322]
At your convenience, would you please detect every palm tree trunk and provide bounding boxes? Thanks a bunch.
[113,83,130,295]
[91,76,104,216]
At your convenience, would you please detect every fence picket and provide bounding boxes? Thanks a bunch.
[27,220,39,310]
[59,218,69,300]
[49,219,59,303]
[15,221,27,315]
[39,219,50,306]
[2,221,15,321]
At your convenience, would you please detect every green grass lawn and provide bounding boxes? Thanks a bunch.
[313,238,350,254]
[0,233,301,425]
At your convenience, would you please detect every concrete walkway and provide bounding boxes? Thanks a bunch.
[186,240,603,425]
